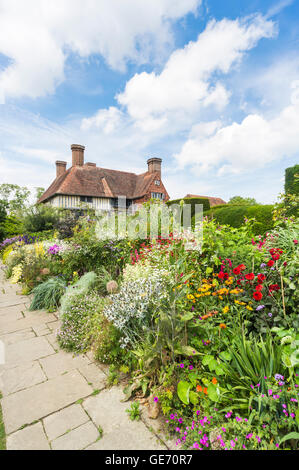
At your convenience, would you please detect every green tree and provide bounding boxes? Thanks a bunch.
[0,184,30,213]
[0,200,8,242]
[22,204,60,233]
[35,187,45,202]
[228,196,258,206]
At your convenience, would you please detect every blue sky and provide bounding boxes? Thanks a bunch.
[0,0,298,203]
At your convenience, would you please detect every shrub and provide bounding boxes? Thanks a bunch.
[29,277,67,311]
[60,271,98,314]
[57,292,106,353]
[22,205,60,233]
[205,204,274,235]
[55,215,78,239]
[285,164,299,196]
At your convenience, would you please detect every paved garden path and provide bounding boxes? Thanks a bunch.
[0,266,169,450]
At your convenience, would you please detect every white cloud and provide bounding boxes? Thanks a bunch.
[117,14,276,131]
[81,107,124,134]
[174,80,299,173]
[0,0,201,101]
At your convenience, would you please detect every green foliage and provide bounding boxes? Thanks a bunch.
[22,204,60,233]
[57,292,106,353]
[29,277,67,311]
[0,184,30,213]
[2,215,23,237]
[126,402,141,421]
[228,196,258,206]
[285,164,299,196]
[60,271,98,314]
[55,214,78,239]
[220,334,287,410]
[167,197,210,216]
[0,199,8,242]
[205,204,274,235]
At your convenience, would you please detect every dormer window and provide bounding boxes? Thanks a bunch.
[155,180,160,186]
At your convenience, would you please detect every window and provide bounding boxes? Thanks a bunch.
[155,180,160,186]
[151,192,165,200]
[80,196,92,203]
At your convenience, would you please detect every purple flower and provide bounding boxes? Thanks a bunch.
[256,305,265,311]
[153,396,159,402]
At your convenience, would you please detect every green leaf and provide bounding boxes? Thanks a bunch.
[180,345,200,356]
[177,381,190,405]
[207,384,219,402]
[279,432,299,445]
[180,312,194,322]
[189,390,199,405]
[202,355,213,366]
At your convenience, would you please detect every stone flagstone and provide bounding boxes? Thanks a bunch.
[7,422,50,450]
[43,404,89,441]
[51,421,99,450]
[1,361,47,396]
[1,370,93,433]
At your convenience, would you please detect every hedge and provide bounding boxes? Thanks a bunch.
[285,164,299,196]
[205,204,274,235]
[167,197,211,217]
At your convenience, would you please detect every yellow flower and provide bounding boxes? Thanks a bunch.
[222,306,229,314]
[246,306,253,311]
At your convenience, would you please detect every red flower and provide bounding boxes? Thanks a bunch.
[271,253,280,261]
[253,291,263,301]
[238,264,246,271]
[223,272,229,280]
[245,273,255,281]
[257,274,266,283]
[269,248,276,255]
[218,272,224,279]
[233,267,241,275]
[267,260,275,267]
[269,284,280,292]
[294,240,298,245]
[255,284,263,291]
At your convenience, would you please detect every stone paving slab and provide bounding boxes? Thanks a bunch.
[85,426,166,450]
[0,304,26,317]
[78,363,107,390]
[1,370,93,433]
[0,328,36,346]
[7,422,51,450]
[83,388,167,450]
[1,361,47,396]
[5,336,55,368]
[39,351,89,379]
[43,404,89,441]
[51,421,99,450]
[0,314,57,335]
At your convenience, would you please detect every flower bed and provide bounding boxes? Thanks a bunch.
[2,213,298,450]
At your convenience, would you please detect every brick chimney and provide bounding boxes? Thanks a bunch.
[147,157,162,177]
[71,144,85,167]
[56,161,67,178]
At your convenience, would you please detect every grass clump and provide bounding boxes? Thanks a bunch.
[29,277,66,311]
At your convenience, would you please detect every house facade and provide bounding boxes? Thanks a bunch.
[38,144,170,211]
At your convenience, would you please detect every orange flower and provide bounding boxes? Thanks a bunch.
[203,387,208,395]
[212,377,218,385]
[219,323,227,329]
[196,385,202,392]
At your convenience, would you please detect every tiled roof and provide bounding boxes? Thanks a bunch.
[184,194,226,206]
[38,165,161,203]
